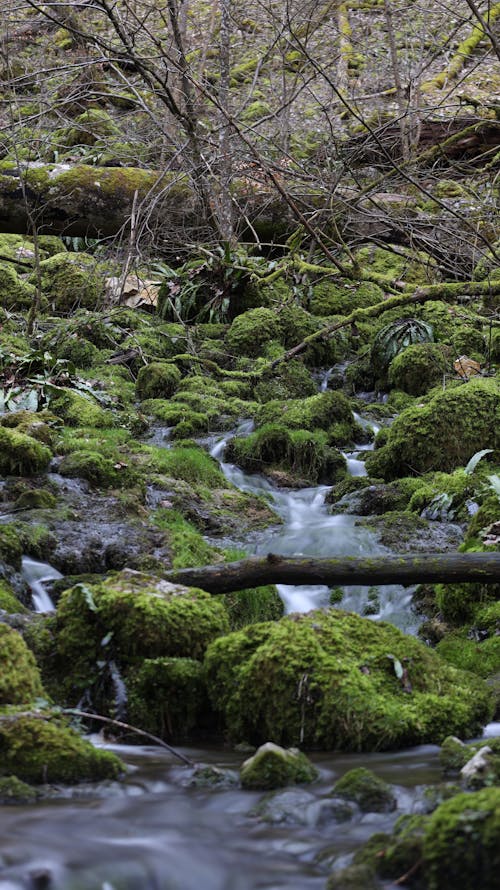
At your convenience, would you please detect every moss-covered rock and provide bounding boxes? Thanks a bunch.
[257,390,355,440]
[222,584,284,630]
[240,742,318,790]
[0,624,45,704]
[0,580,28,613]
[0,714,123,784]
[388,342,450,395]
[135,362,181,400]
[326,863,379,890]
[0,524,23,570]
[310,279,384,316]
[0,261,37,309]
[365,379,500,480]
[48,388,114,427]
[226,307,281,356]
[0,426,52,475]
[58,450,120,487]
[127,657,208,740]
[423,788,500,890]
[0,775,37,804]
[14,488,57,510]
[204,609,493,751]
[333,767,397,812]
[226,423,346,484]
[49,570,230,704]
[31,252,108,313]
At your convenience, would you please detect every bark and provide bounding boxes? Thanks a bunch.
[163,552,500,594]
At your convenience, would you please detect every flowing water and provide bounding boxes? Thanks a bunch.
[209,419,416,631]
[2,396,496,889]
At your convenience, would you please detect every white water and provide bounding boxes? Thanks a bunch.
[21,556,60,612]
[209,422,417,631]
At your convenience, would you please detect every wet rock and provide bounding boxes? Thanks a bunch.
[254,788,356,826]
[332,767,397,813]
[240,742,318,790]
[356,511,464,553]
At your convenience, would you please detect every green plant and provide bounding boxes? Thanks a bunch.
[371,318,434,370]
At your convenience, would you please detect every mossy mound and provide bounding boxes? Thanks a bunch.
[388,342,450,395]
[136,362,181,400]
[222,584,284,630]
[423,788,500,890]
[332,767,396,812]
[257,390,356,444]
[0,524,23,570]
[1,409,57,447]
[0,261,37,309]
[50,570,230,703]
[226,424,346,484]
[253,360,317,402]
[225,307,281,356]
[0,624,45,704]
[204,609,492,751]
[48,388,114,428]
[0,427,52,476]
[14,488,57,510]
[310,279,384,316]
[0,775,37,804]
[365,379,500,480]
[0,580,28,614]
[240,742,318,790]
[31,252,108,313]
[58,450,121,487]
[0,714,123,784]
[127,657,208,740]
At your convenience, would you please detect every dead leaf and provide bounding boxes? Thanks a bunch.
[454,355,481,379]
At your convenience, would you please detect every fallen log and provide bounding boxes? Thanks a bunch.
[163,552,500,594]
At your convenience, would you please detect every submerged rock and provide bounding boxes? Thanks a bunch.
[240,742,318,790]
[204,609,493,751]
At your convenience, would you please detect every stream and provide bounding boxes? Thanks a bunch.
[2,397,497,889]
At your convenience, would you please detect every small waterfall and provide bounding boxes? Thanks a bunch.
[21,557,61,612]
[209,425,417,630]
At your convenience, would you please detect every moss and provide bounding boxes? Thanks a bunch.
[254,360,317,402]
[226,308,281,357]
[406,469,475,520]
[365,379,500,481]
[0,524,23,569]
[310,279,384,316]
[13,522,57,562]
[440,736,469,772]
[1,410,58,447]
[153,508,221,569]
[257,390,355,438]
[0,580,28,614]
[326,863,379,890]
[142,444,227,488]
[204,609,493,751]
[423,788,500,890]
[388,342,450,395]
[135,362,181,400]
[29,251,109,314]
[51,570,230,704]
[127,657,209,740]
[436,633,500,679]
[49,388,115,428]
[0,624,45,704]
[226,423,346,484]
[0,427,52,475]
[0,775,37,804]
[240,742,318,790]
[14,488,57,510]
[59,109,121,147]
[0,262,37,309]
[54,336,101,369]
[354,813,427,882]
[0,714,123,784]
[58,450,119,487]
[333,767,396,812]
[222,585,284,630]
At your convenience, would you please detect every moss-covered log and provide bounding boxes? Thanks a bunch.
[163,552,500,594]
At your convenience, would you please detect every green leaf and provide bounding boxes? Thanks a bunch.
[464,449,493,475]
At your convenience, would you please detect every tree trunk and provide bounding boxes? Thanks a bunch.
[162,552,500,594]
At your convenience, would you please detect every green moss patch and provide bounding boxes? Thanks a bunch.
[204,609,493,751]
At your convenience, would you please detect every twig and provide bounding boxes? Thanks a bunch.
[63,708,195,766]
